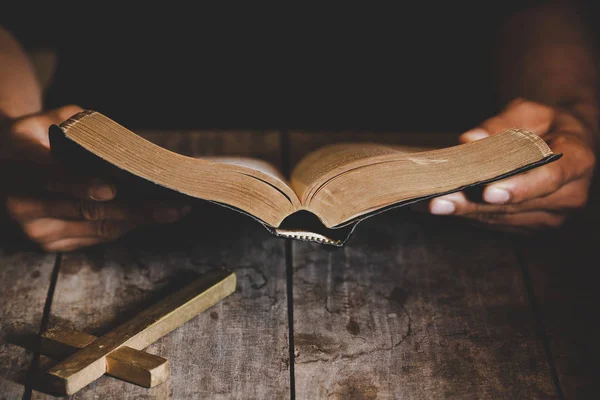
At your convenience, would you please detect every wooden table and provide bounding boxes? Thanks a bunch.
[0,130,597,399]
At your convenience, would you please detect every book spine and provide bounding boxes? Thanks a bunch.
[273,229,344,246]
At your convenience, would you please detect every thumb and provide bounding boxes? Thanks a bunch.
[9,105,84,149]
[459,128,490,144]
[460,99,555,144]
[37,105,84,149]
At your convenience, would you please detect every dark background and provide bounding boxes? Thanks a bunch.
[2,2,598,132]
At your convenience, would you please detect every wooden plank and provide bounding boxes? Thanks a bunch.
[33,131,290,398]
[291,211,557,399]
[519,175,600,398]
[0,250,56,398]
[45,270,235,395]
[41,326,170,388]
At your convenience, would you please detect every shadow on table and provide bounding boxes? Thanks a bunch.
[0,198,272,254]
[0,332,38,390]
[4,266,229,396]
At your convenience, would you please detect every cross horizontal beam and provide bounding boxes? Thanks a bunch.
[41,326,169,388]
[44,269,236,395]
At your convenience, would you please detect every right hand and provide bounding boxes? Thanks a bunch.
[428,99,596,232]
[1,105,191,252]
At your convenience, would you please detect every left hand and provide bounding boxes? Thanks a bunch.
[0,106,191,251]
[428,98,596,231]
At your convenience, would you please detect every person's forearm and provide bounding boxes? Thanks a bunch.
[494,3,599,137]
[0,27,42,119]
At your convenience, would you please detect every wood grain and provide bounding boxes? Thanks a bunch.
[0,250,55,399]
[41,326,169,388]
[291,211,558,399]
[46,270,235,395]
[519,175,600,399]
[32,131,290,399]
[10,128,589,399]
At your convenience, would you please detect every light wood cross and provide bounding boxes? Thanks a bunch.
[38,269,236,395]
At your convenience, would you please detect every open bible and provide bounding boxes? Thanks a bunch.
[49,111,560,246]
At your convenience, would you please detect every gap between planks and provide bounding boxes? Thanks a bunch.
[280,128,296,399]
[285,239,296,400]
[23,253,63,400]
[513,241,565,400]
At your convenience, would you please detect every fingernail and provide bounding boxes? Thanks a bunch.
[430,199,456,215]
[153,208,183,223]
[88,184,116,201]
[461,129,489,142]
[484,187,511,204]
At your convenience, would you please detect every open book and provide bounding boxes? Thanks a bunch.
[49,111,560,246]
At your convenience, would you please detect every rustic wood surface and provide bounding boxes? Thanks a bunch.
[517,174,600,400]
[0,250,56,400]
[291,210,556,399]
[46,270,235,395]
[31,213,289,400]
[1,130,596,399]
[30,131,290,399]
[289,132,599,399]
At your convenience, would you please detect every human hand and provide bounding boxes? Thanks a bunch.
[1,105,191,251]
[428,98,596,231]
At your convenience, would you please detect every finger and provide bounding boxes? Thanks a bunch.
[11,105,83,148]
[2,159,116,201]
[429,194,565,229]
[482,133,595,204]
[2,106,116,201]
[46,105,84,123]
[459,99,554,143]
[0,148,117,201]
[429,192,461,215]
[485,99,554,135]
[6,196,192,223]
[42,237,104,252]
[32,105,84,133]
[0,159,116,200]
[42,177,117,201]
[22,218,140,244]
[459,128,490,143]
[430,179,589,216]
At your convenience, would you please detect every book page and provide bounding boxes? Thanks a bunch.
[291,143,428,203]
[57,111,302,227]
[207,157,288,184]
[293,130,554,228]
[56,111,555,233]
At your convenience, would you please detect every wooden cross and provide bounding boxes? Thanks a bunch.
[38,269,236,395]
